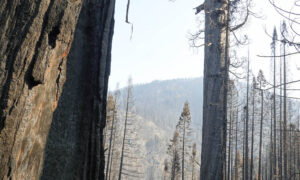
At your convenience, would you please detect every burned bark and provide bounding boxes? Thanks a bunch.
[0,0,115,179]
[200,0,229,179]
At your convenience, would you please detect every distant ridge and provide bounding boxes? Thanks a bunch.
[119,77,204,130]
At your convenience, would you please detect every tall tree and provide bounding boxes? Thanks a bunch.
[197,0,230,178]
[257,70,266,180]
[235,107,240,180]
[271,27,278,178]
[105,94,115,179]
[245,51,250,180]
[250,77,257,180]
[118,78,143,180]
[195,0,250,177]
[227,80,238,180]
[0,0,115,179]
[279,34,283,180]
[281,21,288,180]
[176,102,192,180]
[270,97,274,180]
[105,88,120,180]
[118,78,132,180]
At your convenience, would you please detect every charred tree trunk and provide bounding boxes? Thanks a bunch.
[250,79,255,180]
[283,40,288,180]
[279,45,283,180]
[272,28,277,179]
[258,89,264,180]
[270,104,274,180]
[227,97,233,180]
[118,82,131,180]
[235,107,239,180]
[200,0,229,179]
[0,0,115,179]
[245,54,250,180]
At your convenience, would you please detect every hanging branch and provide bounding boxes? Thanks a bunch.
[125,0,134,39]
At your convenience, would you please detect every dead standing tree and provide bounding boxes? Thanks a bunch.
[194,0,252,179]
[118,78,143,180]
[256,70,267,180]
[176,102,193,180]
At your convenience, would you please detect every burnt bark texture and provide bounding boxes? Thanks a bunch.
[0,0,115,179]
[200,0,229,179]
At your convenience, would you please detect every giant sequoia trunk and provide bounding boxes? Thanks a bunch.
[200,0,229,179]
[0,0,115,179]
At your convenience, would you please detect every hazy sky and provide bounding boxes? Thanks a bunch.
[109,0,300,97]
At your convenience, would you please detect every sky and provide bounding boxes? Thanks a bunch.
[109,0,300,97]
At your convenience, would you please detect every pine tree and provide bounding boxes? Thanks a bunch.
[250,77,257,180]
[176,102,192,180]
[118,78,143,180]
[281,21,288,180]
[271,27,278,179]
[168,131,181,180]
[105,87,121,180]
[257,70,267,180]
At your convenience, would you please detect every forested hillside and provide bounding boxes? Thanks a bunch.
[106,78,203,179]
[126,78,203,130]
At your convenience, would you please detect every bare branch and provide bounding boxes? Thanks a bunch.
[257,51,300,57]
[268,0,300,16]
[125,0,131,23]
[125,0,134,39]
[194,3,205,15]
[230,8,249,32]
[229,69,246,79]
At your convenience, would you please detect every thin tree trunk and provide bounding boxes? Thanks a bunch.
[118,85,131,180]
[245,53,250,180]
[279,48,283,180]
[283,40,288,180]
[266,152,269,180]
[296,114,300,179]
[182,117,185,180]
[270,105,273,180]
[243,110,246,180]
[192,159,195,180]
[235,108,239,180]
[272,31,277,179]
[289,125,292,179]
[106,106,116,180]
[108,122,117,180]
[228,104,233,180]
[293,130,296,180]
[258,89,264,180]
[250,81,255,180]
